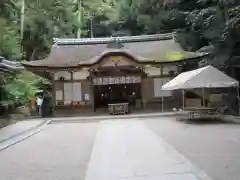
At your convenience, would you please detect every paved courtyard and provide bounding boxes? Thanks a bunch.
[0,116,239,180]
[144,117,240,180]
[0,122,99,180]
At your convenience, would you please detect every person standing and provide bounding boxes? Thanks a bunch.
[36,96,43,116]
[41,91,53,117]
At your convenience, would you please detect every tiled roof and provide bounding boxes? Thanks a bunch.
[22,33,208,68]
[53,33,175,45]
[0,57,24,72]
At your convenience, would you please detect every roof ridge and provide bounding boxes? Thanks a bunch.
[53,32,175,46]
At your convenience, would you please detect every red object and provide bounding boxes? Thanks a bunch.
[31,99,36,105]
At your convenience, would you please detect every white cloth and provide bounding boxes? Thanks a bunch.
[162,65,239,90]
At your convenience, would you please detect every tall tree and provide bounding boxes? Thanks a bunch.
[0,0,21,59]
[162,0,240,67]
[21,0,78,60]
[113,0,240,67]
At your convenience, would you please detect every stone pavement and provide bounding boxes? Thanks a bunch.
[84,119,212,180]
[0,120,50,151]
[0,116,213,180]
[0,120,47,143]
[0,123,98,180]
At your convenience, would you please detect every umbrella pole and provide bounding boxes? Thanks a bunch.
[161,95,164,112]
[237,86,240,116]
[202,88,206,107]
[182,90,185,111]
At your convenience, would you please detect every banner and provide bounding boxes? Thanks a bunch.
[93,76,141,85]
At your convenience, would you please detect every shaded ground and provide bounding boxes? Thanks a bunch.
[0,117,17,129]
[0,122,98,180]
[0,120,44,142]
[144,117,240,180]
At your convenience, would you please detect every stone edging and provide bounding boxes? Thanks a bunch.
[0,120,51,151]
[49,112,187,123]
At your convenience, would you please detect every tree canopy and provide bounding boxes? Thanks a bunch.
[113,0,240,67]
[1,0,240,63]
[0,0,118,105]
[0,0,118,61]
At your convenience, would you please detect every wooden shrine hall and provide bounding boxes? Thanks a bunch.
[22,33,207,114]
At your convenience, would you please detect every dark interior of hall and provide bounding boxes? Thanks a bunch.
[94,83,141,109]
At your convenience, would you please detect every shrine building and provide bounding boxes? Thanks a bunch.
[22,33,207,114]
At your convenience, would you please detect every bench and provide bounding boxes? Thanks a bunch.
[185,107,217,121]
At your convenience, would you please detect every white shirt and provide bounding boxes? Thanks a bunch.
[36,98,43,106]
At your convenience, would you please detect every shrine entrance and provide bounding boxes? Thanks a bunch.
[93,77,142,109]
[91,54,146,112]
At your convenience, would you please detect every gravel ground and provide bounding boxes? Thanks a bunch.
[0,122,99,180]
[144,117,240,180]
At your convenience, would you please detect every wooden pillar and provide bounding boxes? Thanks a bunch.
[237,86,240,116]
[141,78,146,109]
[232,67,236,78]
[89,72,95,112]
[202,88,206,107]
[52,80,56,108]
[71,71,74,109]
[91,78,95,112]
[49,71,55,108]
[88,76,92,112]
[182,90,185,110]
[160,66,163,76]
[47,70,56,116]
[160,66,164,112]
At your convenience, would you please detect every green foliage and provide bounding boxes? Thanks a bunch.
[162,0,240,66]
[113,0,240,67]
[0,0,117,106]
[0,0,20,59]
[22,0,78,60]
[18,0,118,60]
[113,0,186,34]
[0,18,21,59]
[0,0,119,61]
[3,71,50,105]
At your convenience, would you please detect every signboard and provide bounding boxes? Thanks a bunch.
[103,77,109,85]
[154,78,172,97]
[64,83,72,102]
[120,76,126,84]
[56,90,63,100]
[73,83,82,101]
[144,67,161,76]
[84,94,90,101]
[93,76,141,85]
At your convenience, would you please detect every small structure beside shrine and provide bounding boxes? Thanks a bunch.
[0,56,23,74]
[22,33,207,114]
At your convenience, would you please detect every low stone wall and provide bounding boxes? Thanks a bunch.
[54,105,94,117]
[0,118,11,129]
